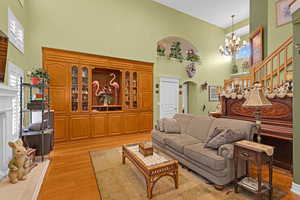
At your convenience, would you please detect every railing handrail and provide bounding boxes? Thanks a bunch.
[253,36,293,73]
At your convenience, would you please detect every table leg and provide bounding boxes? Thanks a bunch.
[257,163,262,200]
[174,170,179,189]
[269,157,273,200]
[234,154,239,193]
[146,178,153,199]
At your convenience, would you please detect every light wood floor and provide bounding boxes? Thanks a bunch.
[38,133,299,200]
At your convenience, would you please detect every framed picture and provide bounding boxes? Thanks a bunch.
[250,26,264,66]
[276,0,293,27]
[208,86,220,102]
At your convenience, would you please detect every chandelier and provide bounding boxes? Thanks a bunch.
[219,15,247,56]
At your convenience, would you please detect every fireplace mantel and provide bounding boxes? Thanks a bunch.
[0,84,18,180]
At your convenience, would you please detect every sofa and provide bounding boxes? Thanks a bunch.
[152,114,256,187]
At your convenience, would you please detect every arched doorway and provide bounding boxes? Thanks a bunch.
[182,81,197,114]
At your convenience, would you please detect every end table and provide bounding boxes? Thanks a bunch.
[234,140,274,200]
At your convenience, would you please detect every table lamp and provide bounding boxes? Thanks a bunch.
[242,84,272,143]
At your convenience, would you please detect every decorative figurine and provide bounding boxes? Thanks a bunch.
[186,62,196,78]
[8,139,30,184]
[109,73,120,104]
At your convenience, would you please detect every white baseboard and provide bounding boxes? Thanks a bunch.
[291,182,300,195]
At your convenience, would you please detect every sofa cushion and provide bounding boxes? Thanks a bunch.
[165,134,200,153]
[185,116,214,142]
[207,118,255,141]
[151,130,179,144]
[164,118,181,133]
[205,128,245,149]
[173,114,195,134]
[184,143,226,171]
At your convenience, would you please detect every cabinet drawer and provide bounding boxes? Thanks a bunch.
[235,147,257,162]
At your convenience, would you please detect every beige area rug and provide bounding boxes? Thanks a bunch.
[0,159,49,200]
[90,148,286,200]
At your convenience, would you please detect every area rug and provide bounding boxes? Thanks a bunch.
[90,147,286,200]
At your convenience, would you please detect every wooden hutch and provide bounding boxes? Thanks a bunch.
[43,48,153,143]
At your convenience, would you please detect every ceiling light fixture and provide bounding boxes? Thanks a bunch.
[219,15,247,56]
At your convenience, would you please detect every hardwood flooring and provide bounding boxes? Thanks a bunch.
[38,133,151,200]
[38,133,299,200]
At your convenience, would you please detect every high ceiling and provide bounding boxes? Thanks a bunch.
[152,0,249,28]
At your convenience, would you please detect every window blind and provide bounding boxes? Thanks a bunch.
[8,8,24,54]
[8,62,24,136]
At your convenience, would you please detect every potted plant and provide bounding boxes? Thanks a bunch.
[186,49,200,63]
[27,68,50,85]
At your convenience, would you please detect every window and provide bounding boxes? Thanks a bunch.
[236,44,250,60]
[8,8,24,53]
[8,62,24,136]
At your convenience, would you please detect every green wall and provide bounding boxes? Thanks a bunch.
[293,9,300,185]
[0,0,27,84]
[250,0,268,57]
[267,0,293,55]
[250,0,293,57]
[26,0,231,122]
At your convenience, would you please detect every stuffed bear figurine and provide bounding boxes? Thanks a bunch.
[8,139,30,184]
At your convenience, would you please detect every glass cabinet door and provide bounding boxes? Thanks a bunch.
[81,67,89,111]
[132,72,138,109]
[125,71,130,109]
[71,66,79,112]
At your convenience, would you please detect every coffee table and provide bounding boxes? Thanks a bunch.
[122,143,179,199]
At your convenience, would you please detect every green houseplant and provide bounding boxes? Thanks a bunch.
[28,68,50,85]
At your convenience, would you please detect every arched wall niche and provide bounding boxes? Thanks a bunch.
[157,36,200,61]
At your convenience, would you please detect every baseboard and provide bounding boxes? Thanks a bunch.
[291,182,300,195]
[32,160,50,200]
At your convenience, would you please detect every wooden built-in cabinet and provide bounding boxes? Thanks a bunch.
[43,48,153,143]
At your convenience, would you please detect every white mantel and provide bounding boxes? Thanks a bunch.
[290,0,300,14]
[0,84,18,180]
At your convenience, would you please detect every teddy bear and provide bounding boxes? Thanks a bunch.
[8,139,30,184]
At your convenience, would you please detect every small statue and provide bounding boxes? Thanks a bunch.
[8,139,30,184]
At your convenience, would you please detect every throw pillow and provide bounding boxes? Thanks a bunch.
[164,118,181,133]
[157,118,167,132]
[205,128,245,149]
[205,127,224,144]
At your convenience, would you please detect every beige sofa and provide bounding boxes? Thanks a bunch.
[152,114,256,187]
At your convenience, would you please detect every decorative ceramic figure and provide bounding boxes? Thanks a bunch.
[92,81,105,96]
[109,73,120,104]
[186,62,196,78]
[8,139,29,184]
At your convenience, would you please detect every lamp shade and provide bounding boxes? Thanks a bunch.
[243,84,272,107]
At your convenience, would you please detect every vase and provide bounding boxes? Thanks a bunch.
[31,77,40,85]
[103,97,108,106]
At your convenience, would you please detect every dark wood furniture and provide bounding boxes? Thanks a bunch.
[122,143,178,199]
[234,141,274,200]
[43,48,153,143]
[221,96,293,171]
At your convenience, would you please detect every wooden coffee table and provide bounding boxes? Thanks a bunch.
[122,143,179,199]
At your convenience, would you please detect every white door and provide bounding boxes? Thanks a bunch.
[160,77,179,118]
[182,83,188,114]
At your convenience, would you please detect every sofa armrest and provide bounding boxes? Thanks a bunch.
[218,144,234,159]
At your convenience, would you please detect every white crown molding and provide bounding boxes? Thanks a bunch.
[0,84,17,97]
[291,182,300,195]
[290,1,300,14]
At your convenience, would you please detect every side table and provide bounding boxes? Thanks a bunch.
[234,140,274,200]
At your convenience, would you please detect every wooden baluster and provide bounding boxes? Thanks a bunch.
[284,48,288,82]
[277,54,280,86]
